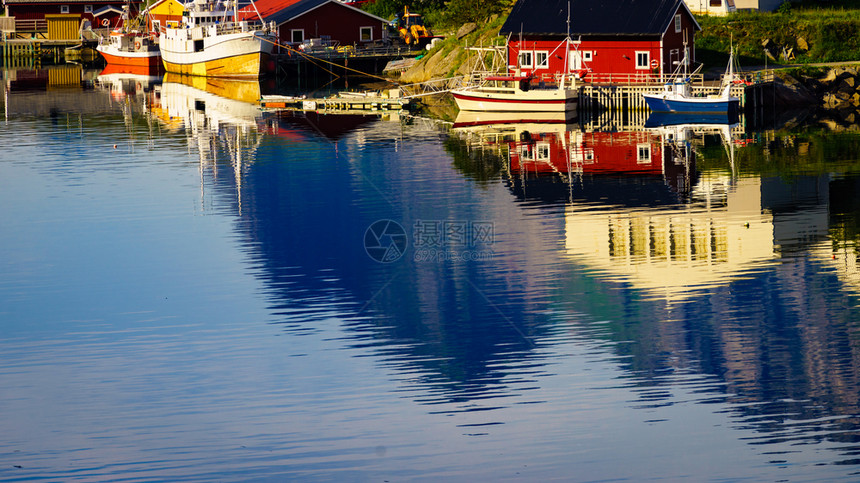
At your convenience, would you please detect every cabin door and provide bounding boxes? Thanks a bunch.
[569,51,583,71]
[669,49,680,70]
[569,50,591,71]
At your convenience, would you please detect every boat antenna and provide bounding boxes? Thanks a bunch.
[567,1,570,35]
[518,23,523,75]
[564,1,570,80]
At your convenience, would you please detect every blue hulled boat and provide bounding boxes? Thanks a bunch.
[644,47,740,114]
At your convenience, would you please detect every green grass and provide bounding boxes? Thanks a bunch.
[696,9,860,68]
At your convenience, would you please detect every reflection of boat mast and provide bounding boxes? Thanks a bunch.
[156,77,264,215]
[720,123,736,178]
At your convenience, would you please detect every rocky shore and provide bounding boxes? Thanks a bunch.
[755,66,860,129]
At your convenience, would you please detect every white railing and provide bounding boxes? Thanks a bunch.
[0,17,15,33]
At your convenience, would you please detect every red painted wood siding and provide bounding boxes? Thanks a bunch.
[277,2,386,46]
[660,9,697,73]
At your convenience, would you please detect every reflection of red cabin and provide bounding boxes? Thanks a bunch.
[500,0,699,82]
[510,130,664,176]
[237,0,389,47]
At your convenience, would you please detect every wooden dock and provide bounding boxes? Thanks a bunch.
[579,82,746,112]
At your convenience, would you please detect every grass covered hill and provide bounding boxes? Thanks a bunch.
[696,4,860,67]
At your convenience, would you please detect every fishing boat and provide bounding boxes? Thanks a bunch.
[95,5,161,68]
[451,74,579,112]
[643,47,741,114]
[159,0,276,78]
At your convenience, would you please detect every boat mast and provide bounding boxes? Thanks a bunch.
[564,1,570,85]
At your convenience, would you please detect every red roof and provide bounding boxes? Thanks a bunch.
[236,0,302,21]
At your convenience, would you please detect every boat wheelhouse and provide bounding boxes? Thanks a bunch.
[159,0,276,78]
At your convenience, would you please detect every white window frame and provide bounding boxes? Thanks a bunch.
[518,51,533,69]
[291,29,304,44]
[571,146,595,164]
[60,5,70,13]
[635,51,649,70]
[536,142,551,161]
[520,144,533,161]
[583,51,593,63]
[534,50,549,69]
[152,19,161,33]
[637,143,651,163]
[675,14,682,33]
[84,4,92,13]
[359,26,372,42]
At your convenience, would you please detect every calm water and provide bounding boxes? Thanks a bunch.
[2,66,860,481]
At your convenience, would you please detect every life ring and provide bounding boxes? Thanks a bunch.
[573,68,589,80]
[134,39,141,50]
[650,58,658,69]
[101,18,109,27]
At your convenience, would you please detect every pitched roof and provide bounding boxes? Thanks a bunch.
[92,4,123,16]
[500,0,698,37]
[237,0,312,22]
[236,0,387,25]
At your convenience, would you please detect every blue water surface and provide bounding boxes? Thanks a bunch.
[1,67,860,481]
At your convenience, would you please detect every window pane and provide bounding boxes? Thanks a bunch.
[519,52,532,67]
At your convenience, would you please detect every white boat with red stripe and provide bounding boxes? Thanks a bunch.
[451,73,579,112]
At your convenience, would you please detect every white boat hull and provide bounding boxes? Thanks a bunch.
[160,28,275,78]
[452,87,578,112]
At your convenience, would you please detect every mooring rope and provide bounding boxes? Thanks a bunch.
[259,35,400,85]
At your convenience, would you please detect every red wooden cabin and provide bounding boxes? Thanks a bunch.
[500,0,700,83]
[237,0,390,48]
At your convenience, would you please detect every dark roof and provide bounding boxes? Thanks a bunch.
[238,0,324,23]
[500,0,697,37]
[236,0,387,25]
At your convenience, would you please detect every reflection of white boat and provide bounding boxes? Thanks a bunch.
[160,0,276,78]
[452,110,577,128]
[643,47,740,114]
[644,112,738,128]
[155,73,267,209]
[96,65,162,97]
[157,73,263,127]
[451,74,579,112]
[644,110,741,175]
